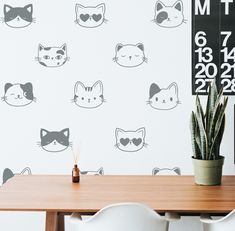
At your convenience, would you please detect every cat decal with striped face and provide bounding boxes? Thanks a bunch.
[2,4,35,28]
[115,128,147,152]
[80,167,104,175]
[2,82,36,107]
[152,167,181,176]
[36,44,69,67]
[38,128,72,153]
[72,81,105,109]
[75,3,106,28]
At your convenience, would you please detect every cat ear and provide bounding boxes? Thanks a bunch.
[4,5,12,14]
[168,82,178,95]
[136,43,144,51]
[38,44,44,51]
[98,167,104,175]
[75,4,85,14]
[74,81,85,95]
[173,0,183,12]
[61,44,67,51]
[92,81,103,94]
[149,83,161,99]
[23,82,33,92]
[172,167,181,175]
[155,1,165,12]
[116,44,124,52]
[2,168,14,184]
[24,4,33,14]
[136,127,146,138]
[4,83,13,93]
[115,128,125,138]
[40,129,49,138]
[152,167,160,176]
[61,128,70,138]
[96,3,106,14]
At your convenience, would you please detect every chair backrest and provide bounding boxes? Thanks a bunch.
[152,167,181,176]
[202,210,235,231]
[72,203,169,231]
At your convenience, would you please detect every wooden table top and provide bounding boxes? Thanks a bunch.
[0,175,235,214]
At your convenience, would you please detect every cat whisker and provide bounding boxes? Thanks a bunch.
[71,98,76,103]
[0,17,5,22]
[151,19,157,23]
[35,57,40,61]
[112,57,118,62]
[143,57,148,63]
[1,96,6,101]
[114,144,120,149]
[33,97,37,103]
[74,20,78,24]
[146,101,151,105]
[69,142,73,147]
[104,19,108,23]
[66,57,70,61]
[144,143,149,148]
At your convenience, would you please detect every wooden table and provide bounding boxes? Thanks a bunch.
[1,175,235,231]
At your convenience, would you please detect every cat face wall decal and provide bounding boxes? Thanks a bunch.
[72,80,105,109]
[80,167,104,175]
[75,3,106,28]
[1,82,36,107]
[36,44,69,68]
[153,0,186,28]
[38,128,72,153]
[113,43,147,68]
[2,167,32,185]
[115,127,147,152]
[152,167,181,176]
[2,4,35,28]
[147,82,180,110]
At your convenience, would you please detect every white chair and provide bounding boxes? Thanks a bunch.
[200,210,235,231]
[70,203,180,231]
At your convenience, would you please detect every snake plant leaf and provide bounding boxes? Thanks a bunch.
[196,95,205,130]
[209,97,228,159]
[190,112,201,159]
[196,106,208,160]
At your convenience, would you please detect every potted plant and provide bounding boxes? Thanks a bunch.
[190,80,228,185]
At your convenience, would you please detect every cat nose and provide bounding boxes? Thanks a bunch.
[53,141,56,145]
[17,17,20,21]
[88,98,91,102]
[17,95,21,98]
[129,56,132,60]
[129,141,132,144]
[51,57,54,60]
[162,100,166,103]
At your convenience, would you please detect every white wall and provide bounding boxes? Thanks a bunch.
[0,0,234,230]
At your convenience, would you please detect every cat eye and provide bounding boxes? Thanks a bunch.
[94,97,96,100]
[43,55,50,59]
[170,97,173,101]
[155,97,158,101]
[55,55,62,60]
[81,97,84,100]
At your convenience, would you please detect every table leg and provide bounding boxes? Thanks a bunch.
[45,212,58,231]
[57,213,65,231]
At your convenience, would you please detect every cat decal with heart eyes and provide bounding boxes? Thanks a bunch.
[115,127,147,152]
[153,0,186,28]
[75,3,107,28]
